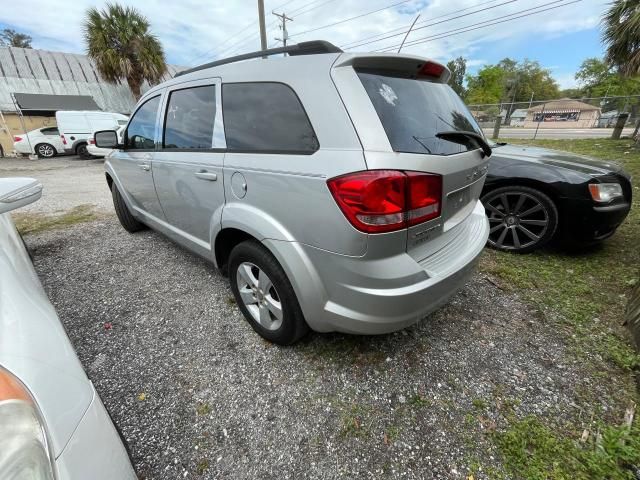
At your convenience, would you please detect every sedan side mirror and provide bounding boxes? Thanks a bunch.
[0,178,42,214]
[94,130,120,149]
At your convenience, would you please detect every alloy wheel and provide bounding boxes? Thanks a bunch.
[485,191,549,251]
[38,144,54,158]
[236,262,283,331]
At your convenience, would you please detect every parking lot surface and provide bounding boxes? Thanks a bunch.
[26,218,622,479]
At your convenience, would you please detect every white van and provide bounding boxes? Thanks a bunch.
[55,111,128,158]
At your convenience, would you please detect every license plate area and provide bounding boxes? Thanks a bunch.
[447,185,471,217]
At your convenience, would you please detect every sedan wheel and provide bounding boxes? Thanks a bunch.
[36,143,56,158]
[236,262,283,331]
[482,186,558,253]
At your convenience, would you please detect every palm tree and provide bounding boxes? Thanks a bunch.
[84,3,167,100]
[602,0,640,76]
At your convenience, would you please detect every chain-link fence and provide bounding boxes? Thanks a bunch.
[467,95,640,140]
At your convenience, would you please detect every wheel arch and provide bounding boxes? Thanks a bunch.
[482,177,562,217]
[214,228,258,274]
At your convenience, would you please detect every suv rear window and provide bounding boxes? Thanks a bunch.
[357,70,483,155]
[222,82,318,154]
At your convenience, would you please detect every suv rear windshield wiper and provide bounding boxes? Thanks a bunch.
[435,131,492,158]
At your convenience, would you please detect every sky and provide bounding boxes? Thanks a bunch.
[0,0,609,91]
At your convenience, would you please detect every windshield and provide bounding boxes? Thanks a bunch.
[357,70,484,155]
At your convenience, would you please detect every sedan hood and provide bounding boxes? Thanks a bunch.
[493,144,622,176]
[0,214,93,457]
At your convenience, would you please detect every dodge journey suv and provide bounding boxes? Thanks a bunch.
[95,41,490,345]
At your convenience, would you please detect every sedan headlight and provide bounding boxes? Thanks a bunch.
[0,366,55,479]
[588,183,623,203]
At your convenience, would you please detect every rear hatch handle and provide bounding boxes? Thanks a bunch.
[435,131,492,158]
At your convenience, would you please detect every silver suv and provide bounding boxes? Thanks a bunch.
[95,41,490,345]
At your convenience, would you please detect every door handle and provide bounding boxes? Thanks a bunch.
[194,171,218,181]
[138,164,150,171]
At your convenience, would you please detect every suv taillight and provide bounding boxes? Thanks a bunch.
[327,170,442,233]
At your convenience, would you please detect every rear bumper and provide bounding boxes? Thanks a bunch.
[279,200,488,334]
[54,384,136,479]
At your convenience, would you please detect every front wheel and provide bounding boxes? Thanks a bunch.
[481,185,558,253]
[229,241,309,345]
[111,185,146,233]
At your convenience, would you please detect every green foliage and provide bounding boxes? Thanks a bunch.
[466,58,559,106]
[13,205,99,235]
[602,0,640,76]
[496,416,640,480]
[0,28,32,48]
[447,57,467,98]
[575,57,640,111]
[84,3,167,99]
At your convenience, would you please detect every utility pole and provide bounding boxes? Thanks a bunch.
[257,0,268,52]
[273,11,293,47]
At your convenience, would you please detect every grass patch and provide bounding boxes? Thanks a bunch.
[483,138,640,372]
[496,416,640,480]
[195,402,211,416]
[13,204,99,235]
[339,403,376,438]
[195,459,210,475]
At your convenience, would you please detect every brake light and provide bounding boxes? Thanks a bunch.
[327,170,442,233]
[61,135,67,145]
[14,136,22,142]
[88,138,95,145]
[419,61,445,78]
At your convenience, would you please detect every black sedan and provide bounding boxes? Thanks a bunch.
[481,143,632,253]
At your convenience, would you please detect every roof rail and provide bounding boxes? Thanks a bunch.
[175,40,342,77]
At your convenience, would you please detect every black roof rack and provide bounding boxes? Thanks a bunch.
[175,40,342,77]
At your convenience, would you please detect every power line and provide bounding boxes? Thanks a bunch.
[288,0,339,18]
[339,0,507,49]
[344,0,522,50]
[288,0,415,38]
[374,0,583,52]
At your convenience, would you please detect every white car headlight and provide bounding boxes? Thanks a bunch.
[588,183,623,203]
[0,366,55,479]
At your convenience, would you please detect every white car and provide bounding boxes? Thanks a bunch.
[87,125,125,158]
[0,177,136,479]
[13,127,65,158]
[56,111,129,159]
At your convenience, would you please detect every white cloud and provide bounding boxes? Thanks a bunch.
[0,0,607,71]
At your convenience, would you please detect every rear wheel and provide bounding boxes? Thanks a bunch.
[76,143,91,159]
[229,241,309,345]
[111,185,146,233]
[35,143,56,158]
[482,185,558,253]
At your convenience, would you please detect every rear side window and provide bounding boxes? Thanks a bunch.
[126,96,160,150]
[163,85,216,149]
[41,127,59,136]
[357,70,483,155]
[222,82,318,153]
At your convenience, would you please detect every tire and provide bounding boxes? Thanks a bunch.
[0,144,4,158]
[35,143,56,158]
[76,143,91,159]
[111,185,146,233]
[481,185,558,254]
[229,241,309,345]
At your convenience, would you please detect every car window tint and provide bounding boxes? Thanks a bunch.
[222,82,318,153]
[41,127,59,136]
[163,85,216,149]
[357,70,484,155]
[126,96,160,150]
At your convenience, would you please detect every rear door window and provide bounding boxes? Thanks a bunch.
[125,96,160,150]
[163,85,216,149]
[41,127,59,136]
[357,70,483,155]
[222,82,318,153]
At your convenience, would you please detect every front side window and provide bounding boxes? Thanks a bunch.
[222,82,318,153]
[125,96,160,150]
[163,85,216,149]
[357,70,484,155]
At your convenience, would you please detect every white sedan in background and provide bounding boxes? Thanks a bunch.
[87,125,124,158]
[13,127,65,158]
[0,177,136,479]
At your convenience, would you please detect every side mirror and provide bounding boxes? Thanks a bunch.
[94,130,119,149]
[0,178,42,214]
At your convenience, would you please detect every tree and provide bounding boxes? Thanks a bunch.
[575,57,640,111]
[0,29,32,48]
[84,3,167,100]
[447,57,467,98]
[465,65,505,105]
[602,0,640,76]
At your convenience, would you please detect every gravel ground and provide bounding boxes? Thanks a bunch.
[0,155,111,213]
[25,218,623,479]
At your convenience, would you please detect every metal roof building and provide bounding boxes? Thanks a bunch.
[0,46,181,114]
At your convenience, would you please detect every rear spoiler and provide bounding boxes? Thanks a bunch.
[332,53,451,83]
